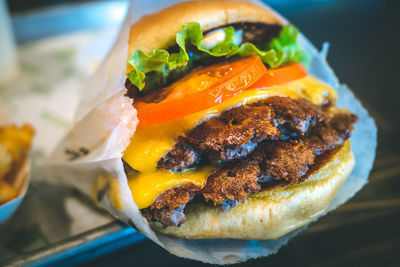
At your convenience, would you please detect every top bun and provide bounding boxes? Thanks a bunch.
[127,0,288,69]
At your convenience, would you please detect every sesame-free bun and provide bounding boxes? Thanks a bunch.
[150,140,354,239]
[127,0,288,72]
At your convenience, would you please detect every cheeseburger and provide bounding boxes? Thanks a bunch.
[121,0,358,239]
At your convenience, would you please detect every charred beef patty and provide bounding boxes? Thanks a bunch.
[158,96,327,171]
[141,97,358,226]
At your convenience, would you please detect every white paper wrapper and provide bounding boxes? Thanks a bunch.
[47,0,377,264]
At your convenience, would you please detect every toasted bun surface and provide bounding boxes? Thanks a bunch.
[150,140,354,239]
[127,0,287,72]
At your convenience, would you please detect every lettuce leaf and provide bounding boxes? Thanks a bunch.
[127,22,307,91]
[266,25,309,67]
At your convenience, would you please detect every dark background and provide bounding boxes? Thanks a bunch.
[7,0,400,266]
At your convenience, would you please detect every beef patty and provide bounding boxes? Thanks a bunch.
[139,97,358,226]
[158,96,327,171]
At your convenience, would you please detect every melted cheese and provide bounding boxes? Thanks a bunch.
[128,168,211,209]
[123,75,337,209]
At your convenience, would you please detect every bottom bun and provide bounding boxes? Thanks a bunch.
[150,140,354,239]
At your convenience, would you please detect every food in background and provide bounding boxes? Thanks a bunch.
[0,124,34,204]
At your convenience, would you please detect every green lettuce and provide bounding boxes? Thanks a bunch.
[127,22,307,91]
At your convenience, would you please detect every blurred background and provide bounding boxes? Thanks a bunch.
[1,0,399,266]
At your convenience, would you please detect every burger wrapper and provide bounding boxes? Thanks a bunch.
[47,0,377,264]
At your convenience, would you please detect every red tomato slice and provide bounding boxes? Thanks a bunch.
[134,56,307,128]
[134,56,267,127]
[248,62,307,89]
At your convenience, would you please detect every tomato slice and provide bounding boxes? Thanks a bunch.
[134,56,307,128]
[248,62,307,90]
[134,56,267,127]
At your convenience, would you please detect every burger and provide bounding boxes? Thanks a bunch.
[112,0,359,239]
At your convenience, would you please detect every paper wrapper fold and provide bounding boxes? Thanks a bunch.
[47,0,377,264]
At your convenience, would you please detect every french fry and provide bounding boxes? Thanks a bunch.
[0,124,35,163]
[0,143,11,179]
[0,180,17,204]
[0,124,34,204]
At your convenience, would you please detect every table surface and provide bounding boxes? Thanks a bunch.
[79,0,400,266]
